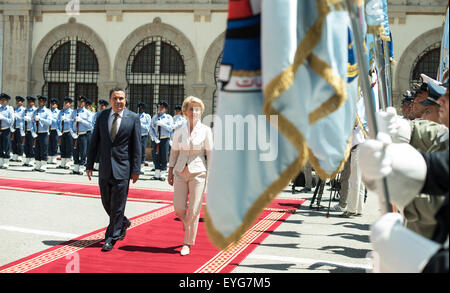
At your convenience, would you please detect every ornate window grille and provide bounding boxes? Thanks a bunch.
[126,36,185,115]
[212,53,223,114]
[42,37,99,108]
[410,42,441,88]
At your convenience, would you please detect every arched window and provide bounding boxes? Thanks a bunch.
[49,41,70,71]
[43,37,99,107]
[126,36,185,115]
[212,53,223,114]
[410,42,441,88]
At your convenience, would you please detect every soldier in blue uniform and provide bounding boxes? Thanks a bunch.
[92,99,109,171]
[57,97,74,169]
[85,99,95,149]
[0,93,14,169]
[10,96,26,163]
[31,96,53,172]
[23,96,37,167]
[47,98,60,165]
[71,96,93,175]
[150,101,174,180]
[172,105,186,130]
[138,102,152,173]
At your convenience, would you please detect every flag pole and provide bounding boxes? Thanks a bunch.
[345,0,393,213]
[383,39,393,107]
[373,36,388,109]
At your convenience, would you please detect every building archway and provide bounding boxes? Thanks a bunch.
[114,17,199,113]
[31,21,111,101]
[126,36,186,115]
[200,31,225,116]
[42,37,100,107]
[394,26,443,107]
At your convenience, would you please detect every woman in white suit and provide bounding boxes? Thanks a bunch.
[168,96,213,256]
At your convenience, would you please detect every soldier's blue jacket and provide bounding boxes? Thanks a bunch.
[30,106,53,133]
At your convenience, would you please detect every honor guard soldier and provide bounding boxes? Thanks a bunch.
[171,105,186,148]
[419,82,444,124]
[150,101,174,180]
[93,99,109,170]
[47,98,60,165]
[57,97,74,169]
[0,93,14,169]
[94,99,109,123]
[401,91,415,120]
[23,96,37,167]
[11,96,26,163]
[85,99,95,147]
[71,96,93,175]
[31,95,53,172]
[173,105,186,130]
[138,102,152,173]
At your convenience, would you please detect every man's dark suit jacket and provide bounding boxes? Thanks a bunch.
[87,108,141,179]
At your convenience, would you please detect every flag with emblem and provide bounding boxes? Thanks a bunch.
[206,0,356,249]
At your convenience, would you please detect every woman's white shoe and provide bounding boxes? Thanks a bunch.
[180,245,190,256]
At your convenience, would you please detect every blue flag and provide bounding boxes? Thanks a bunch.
[206,0,357,249]
[438,7,449,82]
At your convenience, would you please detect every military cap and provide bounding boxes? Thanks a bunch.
[15,96,25,102]
[26,96,36,102]
[401,91,414,105]
[428,82,446,100]
[63,96,73,103]
[158,101,169,109]
[175,105,182,111]
[50,98,59,104]
[77,96,88,103]
[0,93,11,100]
[98,99,109,106]
[419,97,439,106]
[138,102,146,108]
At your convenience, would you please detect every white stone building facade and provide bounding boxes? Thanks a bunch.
[0,0,448,115]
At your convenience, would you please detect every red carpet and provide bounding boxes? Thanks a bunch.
[0,177,173,204]
[0,198,305,273]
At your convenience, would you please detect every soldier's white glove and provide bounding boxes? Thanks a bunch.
[35,116,40,122]
[20,130,25,137]
[57,130,62,136]
[71,133,78,140]
[24,116,31,122]
[10,128,15,133]
[370,213,441,273]
[75,116,83,122]
[358,133,427,209]
[31,132,38,139]
[0,113,5,121]
[376,107,411,143]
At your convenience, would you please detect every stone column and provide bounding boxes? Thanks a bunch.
[1,4,33,101]
[0,13,4,93]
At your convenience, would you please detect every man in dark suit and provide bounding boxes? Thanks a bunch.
[86,87,141,252]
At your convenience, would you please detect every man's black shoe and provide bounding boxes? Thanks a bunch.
[118,221,131,241]
[101,240,116,252]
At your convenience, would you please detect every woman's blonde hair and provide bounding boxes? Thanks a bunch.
[182,96,205,114]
